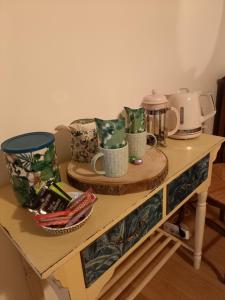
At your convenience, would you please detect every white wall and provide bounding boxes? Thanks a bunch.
[1,0,225,144]
[0,1,225,299]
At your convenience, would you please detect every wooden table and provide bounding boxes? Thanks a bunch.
[0,134,224,300]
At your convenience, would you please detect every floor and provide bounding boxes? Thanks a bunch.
[134,201,225,300]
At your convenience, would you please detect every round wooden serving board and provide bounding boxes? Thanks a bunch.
[67,148,168,195]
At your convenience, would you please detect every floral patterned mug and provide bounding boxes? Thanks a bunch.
[56,119,98,163]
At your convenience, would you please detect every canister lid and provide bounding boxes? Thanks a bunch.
[1,132,55,154]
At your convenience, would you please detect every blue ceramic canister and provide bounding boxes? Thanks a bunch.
[1,132,61,208]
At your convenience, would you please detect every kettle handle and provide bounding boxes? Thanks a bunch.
[200,93,216,123]
[167,107,180,136]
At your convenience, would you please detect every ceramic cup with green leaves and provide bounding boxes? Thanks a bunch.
[124,107,145,133]
[126,131,157,159]
[91,144,128,177]
[95,118,126,149]
[124,107,156,158]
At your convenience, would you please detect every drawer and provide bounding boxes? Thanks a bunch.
[123,194,162,253]
[81,190,163,288]
[167,154,209,213]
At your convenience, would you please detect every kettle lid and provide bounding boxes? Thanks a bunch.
[142,90,168,109]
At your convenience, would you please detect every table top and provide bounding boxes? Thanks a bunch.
[0,134,224,278]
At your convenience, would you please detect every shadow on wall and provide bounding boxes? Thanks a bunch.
[165,0,225,134]
[193,0,225,133]
[176,0,225,86]
[196,0,225,87]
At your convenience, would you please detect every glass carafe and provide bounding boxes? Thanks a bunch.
[142,90,180,146]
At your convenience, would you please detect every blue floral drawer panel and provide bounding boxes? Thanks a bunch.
[167,154,209,213]
[81,190,163,288]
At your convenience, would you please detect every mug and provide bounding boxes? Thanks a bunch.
[126,131,157,159]
[124,107,145,133]
[70,119,98,163]
[95,118,126,149]
[55,119,98,163]
[91,144,128,177]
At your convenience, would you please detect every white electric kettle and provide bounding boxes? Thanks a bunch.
[167,88,216,139]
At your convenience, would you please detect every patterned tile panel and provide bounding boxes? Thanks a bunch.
[123,193,162,253]
[81,190,162,287]
[167,154,209,213]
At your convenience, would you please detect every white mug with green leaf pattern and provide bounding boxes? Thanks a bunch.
[124,107,146,133]
[126,131,157,159]
[95,118,126,149]
[91,144,128,177]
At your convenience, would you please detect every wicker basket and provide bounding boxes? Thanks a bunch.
[41,206,93,235]
[37,192,93,235]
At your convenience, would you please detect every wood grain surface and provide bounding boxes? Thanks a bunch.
[67,148,168,195]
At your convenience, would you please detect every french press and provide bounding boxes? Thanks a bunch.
[142,90,180,146]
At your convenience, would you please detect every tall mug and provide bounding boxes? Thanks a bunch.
[126,131,157,159]
[91,144,128,177]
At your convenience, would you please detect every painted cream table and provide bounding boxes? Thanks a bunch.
[0,134,224,300]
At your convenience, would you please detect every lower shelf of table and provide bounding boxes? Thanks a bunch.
[97,229,190,300]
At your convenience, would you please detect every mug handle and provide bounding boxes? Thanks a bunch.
[147,133,158,147]
[167,107,180,136]
[91,153,106,175]
[200,93,216,123]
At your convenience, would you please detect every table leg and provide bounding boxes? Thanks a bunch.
[53,253,87,300]
[194,191,207,269]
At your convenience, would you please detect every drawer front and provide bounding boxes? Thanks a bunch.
[167,154,209,213]
[81,190,162,287]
